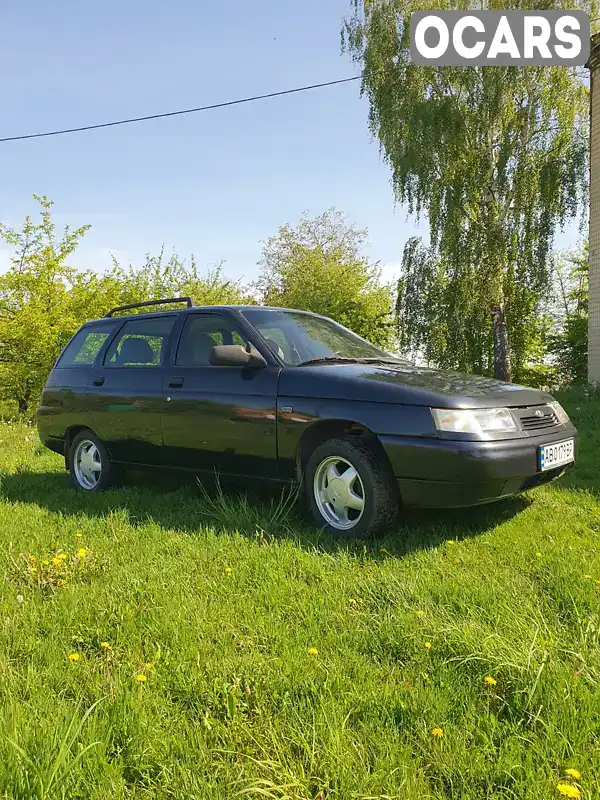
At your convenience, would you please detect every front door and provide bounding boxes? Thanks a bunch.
[88,314,177,465]
[161,311,279,478]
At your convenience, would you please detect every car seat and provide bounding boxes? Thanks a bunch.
[117,337,155,365]
[263,337,285,361]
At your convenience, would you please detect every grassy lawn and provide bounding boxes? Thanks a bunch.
[0,388,599,799]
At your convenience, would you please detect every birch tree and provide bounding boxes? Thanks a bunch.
[344,0,592,379]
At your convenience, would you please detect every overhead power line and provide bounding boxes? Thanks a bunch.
[0,76,361,144]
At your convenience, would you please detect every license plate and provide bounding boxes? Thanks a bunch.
[539,439,574,472]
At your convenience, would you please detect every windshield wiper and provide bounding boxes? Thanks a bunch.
[297,356,411,367]
[297,356,362,366]
[354,357,412,366]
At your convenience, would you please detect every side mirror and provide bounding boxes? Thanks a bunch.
[209,343,267,369]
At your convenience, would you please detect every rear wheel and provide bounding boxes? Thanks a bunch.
[305,437,399,539]
[68,430,116,492]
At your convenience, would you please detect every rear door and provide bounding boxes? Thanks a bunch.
[88,314,177,465]
[160,311,280,478]
[38,322,118,448]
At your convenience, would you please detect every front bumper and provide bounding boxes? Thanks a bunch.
[380,426,579,508]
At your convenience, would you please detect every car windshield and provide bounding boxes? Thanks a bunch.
[240,308,404,366]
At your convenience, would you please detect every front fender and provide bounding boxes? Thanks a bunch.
[276,397,434,477]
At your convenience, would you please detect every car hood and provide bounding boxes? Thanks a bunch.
[278,362,554,409]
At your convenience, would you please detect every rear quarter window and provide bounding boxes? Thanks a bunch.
[56,324,116,367]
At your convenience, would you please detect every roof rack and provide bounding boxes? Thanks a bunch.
[105,297,195,318]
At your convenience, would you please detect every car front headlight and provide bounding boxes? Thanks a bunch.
[431,407,518,434]
[549,401,570,425]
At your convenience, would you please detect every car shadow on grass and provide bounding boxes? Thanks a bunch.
[560,470,600,498]
[0,468,532,559]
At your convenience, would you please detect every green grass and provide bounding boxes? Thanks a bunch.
[0,388,599,799]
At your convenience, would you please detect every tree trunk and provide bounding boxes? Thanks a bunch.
[491,305,511,382]
[18,394,30,414]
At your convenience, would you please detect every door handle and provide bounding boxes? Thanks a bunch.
[168,377,184,388]
[93,377,105,387]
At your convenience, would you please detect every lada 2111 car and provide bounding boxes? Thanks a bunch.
[37,298,578,538]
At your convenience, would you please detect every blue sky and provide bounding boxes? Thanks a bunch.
[0,0,582,287]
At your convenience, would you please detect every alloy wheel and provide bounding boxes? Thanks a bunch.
[73,439,102,490]
[313,455,365,530]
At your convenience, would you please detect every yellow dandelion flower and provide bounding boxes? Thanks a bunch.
[454,558,462,565]
[67,653,80,662]
[484,675,497,686]
[135,673,147,683]
[29,555,36,562]
[556,783,581,798]
[51,557,61,567]
[224,567,232,574]
[100,642,110,650]
[42,560,49,566]
[76,548,86,558]
[58,553,68,561]
[536,552,542,557]
[30,567,37,573]
[75,533,83,538]
[584,574,593,579]
[446,539,455,544]
[564,769,582,781]
[144,662,154,671]
[424,642,432,649]
[308,647,318,656]
[416,610,425,617]
[432,727,443,738]
[57,579,67,587]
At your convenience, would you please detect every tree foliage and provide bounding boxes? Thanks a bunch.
[257,209,395,348]
[109,250,253,309]
[343,0,592,379]
[548,245,588,385]
[0,196,92,413]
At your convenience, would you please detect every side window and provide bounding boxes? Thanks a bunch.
[176,314,248,366]
[104,316,176,367]
[57,324,116,367]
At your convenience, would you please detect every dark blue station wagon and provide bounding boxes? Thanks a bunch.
[37,298,578,538]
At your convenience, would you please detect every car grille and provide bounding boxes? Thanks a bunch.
[517,406,561,433]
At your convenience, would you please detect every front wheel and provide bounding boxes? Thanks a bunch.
[305,437,399,539]
[68,430,116,492]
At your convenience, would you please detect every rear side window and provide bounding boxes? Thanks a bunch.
[57,324,115,367]
[104,316,176,367]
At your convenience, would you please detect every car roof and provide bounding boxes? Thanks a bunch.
[81,305,321,327]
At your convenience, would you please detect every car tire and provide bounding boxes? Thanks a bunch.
[68,430,116,492]
[305,437,399,539]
